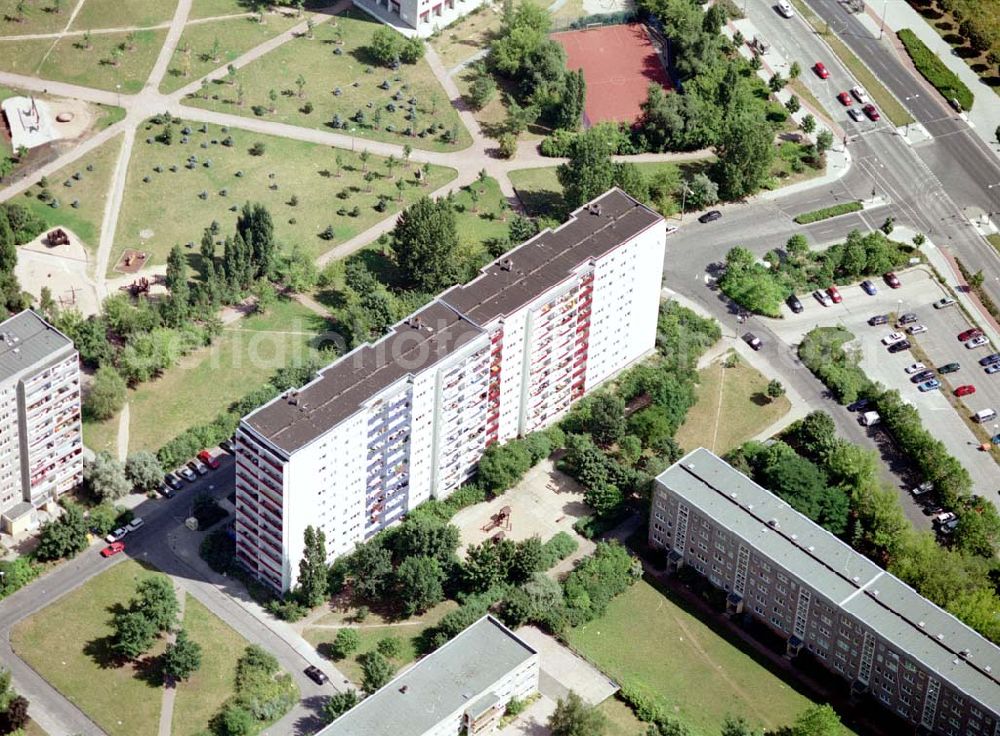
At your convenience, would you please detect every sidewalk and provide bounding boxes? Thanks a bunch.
[865,0,1000,156]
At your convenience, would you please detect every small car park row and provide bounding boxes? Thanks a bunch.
[105,517,144,544]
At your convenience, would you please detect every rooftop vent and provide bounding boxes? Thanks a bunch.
[767,519,779,529]
[587,203,603,216]
[408,316,423,329]
[500,258,514,272]
[960,649,971,659]
[987,665,992,673]
[872,589,879,597]
[937,633,945,641]
[807,545,815,551]
[918,621,925,628]
[791,533,798,540]
[399,685,409,694]
[852,576,859,582]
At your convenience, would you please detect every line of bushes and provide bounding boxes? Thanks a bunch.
[954,256,1000,327]
[793,200,863,224]
[897,28,974,111]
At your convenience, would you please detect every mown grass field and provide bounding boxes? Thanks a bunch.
[69,0,178,30]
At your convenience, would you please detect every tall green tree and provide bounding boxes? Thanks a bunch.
[322,690,359,723]
[125,451,163,493]
[392,196,460,292]
[0,213,15,273]
[557,128,615,210]
[84,451,131,502]
[112,610,158,659]
[713,104,774,200]
[162,628,203,681]
[395,556,445,615]
[360,650,394,693]
[133,576,179,633]
[297,525,329,607]
[349,540,393,599]
[556,69,586,130]
[548,691,607,736]
[85,365,127,420]
[236,202,275,279]
[35,504,89,561]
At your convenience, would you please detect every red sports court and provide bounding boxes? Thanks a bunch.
[552,23,673,126]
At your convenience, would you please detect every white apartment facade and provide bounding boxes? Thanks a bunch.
[236,189,667,591]
[353,0,487,38]
[0,310,82,534]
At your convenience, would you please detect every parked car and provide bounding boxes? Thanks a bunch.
[907,324,927,335]
[948,97,963,113]
[881,332,906,346]
[126,517,144,533]
[911,481,934,496]
[987,364,1000,374]
[851,85,870,104]
[966,336,989,349]
[847,107,864,122]
[954,384,976,396]
[698,210,722,223]
[933,297,957,309]
[776,0,794,17]
[958,329,983,342]
[814,61,830,79]
[861,280,877,296]
[932,511,956,526]
[105,527,128,544]
[158,483,175,499]
[786,294,804,313]
[837,91,851,106]
[938,362,961,374]
[918,378,941,391]
[940,517,959,534]
[304,666,329,685]
[101,541,126,558]
[904,362,926,374]
[897,312,918,325]
[869,314,889,326]
[179,467,197,482]
[743,332,762,350]
[847,398,872,412]
[888,340,911,353]
[826,285,842,303]
[977,352,1000,366]
[883,272,901,289]
[198,450,221,470]
[863,104,880,121]
[219,438,235,454]
[813,289,833,307]
[164,473,183,491]
[910,370,935,383]
[189,460,209,476]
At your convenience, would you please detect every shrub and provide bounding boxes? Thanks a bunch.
[897,29,973,111]
[539,531,579,569]
[793,201,863,224]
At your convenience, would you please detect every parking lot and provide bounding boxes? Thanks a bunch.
[767,267,999,508]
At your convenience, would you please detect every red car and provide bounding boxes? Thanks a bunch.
[863,104,880,121]
[958,328,983,342]
[101,541,125,558]
[883,272,901,289]
[954,384,976,397]
[837,91,851,106]
[814,62,830,79]
[826,285,842,303]
[197,450,221,470]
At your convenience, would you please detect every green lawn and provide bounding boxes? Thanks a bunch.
[160,13,301,93]
[10,560,167,736]
[172,595,249,736]
[675,356,791,456]
[69,0,179,30]
[305,599,457,685]
[183,9,472,151]
[114,117,456,276]
[0,0,83,35]
[566,579,831,735]
[599,697,647,736]
[451,175,510,251]
[0,37,54,77]
[428,5,501,69]
[34,28,168,93]
[19,132,122,250]
[189,0,260,19]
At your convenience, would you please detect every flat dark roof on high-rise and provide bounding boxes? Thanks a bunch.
[0,309,74,385]
[242,188,662,454]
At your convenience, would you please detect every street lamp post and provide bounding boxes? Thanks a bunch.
[680,183,691,221]
[879,0,888,40]
[116,83,121,108]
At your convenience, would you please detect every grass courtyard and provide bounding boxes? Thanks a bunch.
[10,560,168,736]
[566,579,834,735]
[428,4,501,69]
[19,132,122,250]
[160,13,302,94]
[0,0,84,35]
[114,117,457,276]
[83,295,332,455]
[69,0,179,30]
[183,9,472,151]
[675,356,791,456]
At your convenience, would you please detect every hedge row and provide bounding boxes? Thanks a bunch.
[539,531,579,569]
[955,256,1000,326]
[897,29,974,111]
[793,200,863,225]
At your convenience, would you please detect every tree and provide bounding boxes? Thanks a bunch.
[548,691,606,736]
[236,202,276,279]
[557,128,616,210]
[349,540,393,598]
[470,74,497,109]
[215,703,254,736]
[0,215,15,272]
[360,650,393,693]
[714,105,775,200]
[463,538,517,592]
[768,72,786,92]
[787,704,842,736]
[789,61,801,79]
[112,609,158,659]
[556,69,586,131]
[686,172,718,209]
[295,74,306,98]
[331,628,360,659]
[584,481,624,518]
[392,516,460,564]
[766,379,785,401]
[369,26,404,66]
[511,535,544,582]
[721,716,759,736]
[395,556,445,615]
[587,393,626,447]
[785,94,800,114]
[162,628,202,681]
[322,690,359,723]
[816,129,833,153]
[392,196,460,292]
[297,526,329,607]
[377,636,402,658]
[133,576,180,632]
[0,693,28,733]
[85,365,127,419]
[84,451,131,502]
[125,451,163,493]
[35,504,89,561]
[801,114,816,134]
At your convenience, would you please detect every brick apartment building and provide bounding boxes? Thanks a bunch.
[0,310,82,534]
[650,448,1000,736]
[234,189,667,591]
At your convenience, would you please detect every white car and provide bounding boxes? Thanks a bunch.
[907,324,927,335]
[179,467,197,482]
[105,527,128,543]
[847,107,864,122]
[904,362,926,374]
[966,336,989,349]
[776,0,794,17]
[851,85,870,105]
[882,332,905,346]
[932,511,956,525]
[190,460,209,475]
[126,517,144,532]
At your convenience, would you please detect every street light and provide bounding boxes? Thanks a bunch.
[679,183,691,222]
[879,0,888,40]
[116,83,121,108]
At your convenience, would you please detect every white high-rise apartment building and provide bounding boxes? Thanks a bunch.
[0,310,83,534]
[236,189,667,591]
[354,0,486,38]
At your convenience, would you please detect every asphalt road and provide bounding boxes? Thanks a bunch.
[0,456,336,736]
